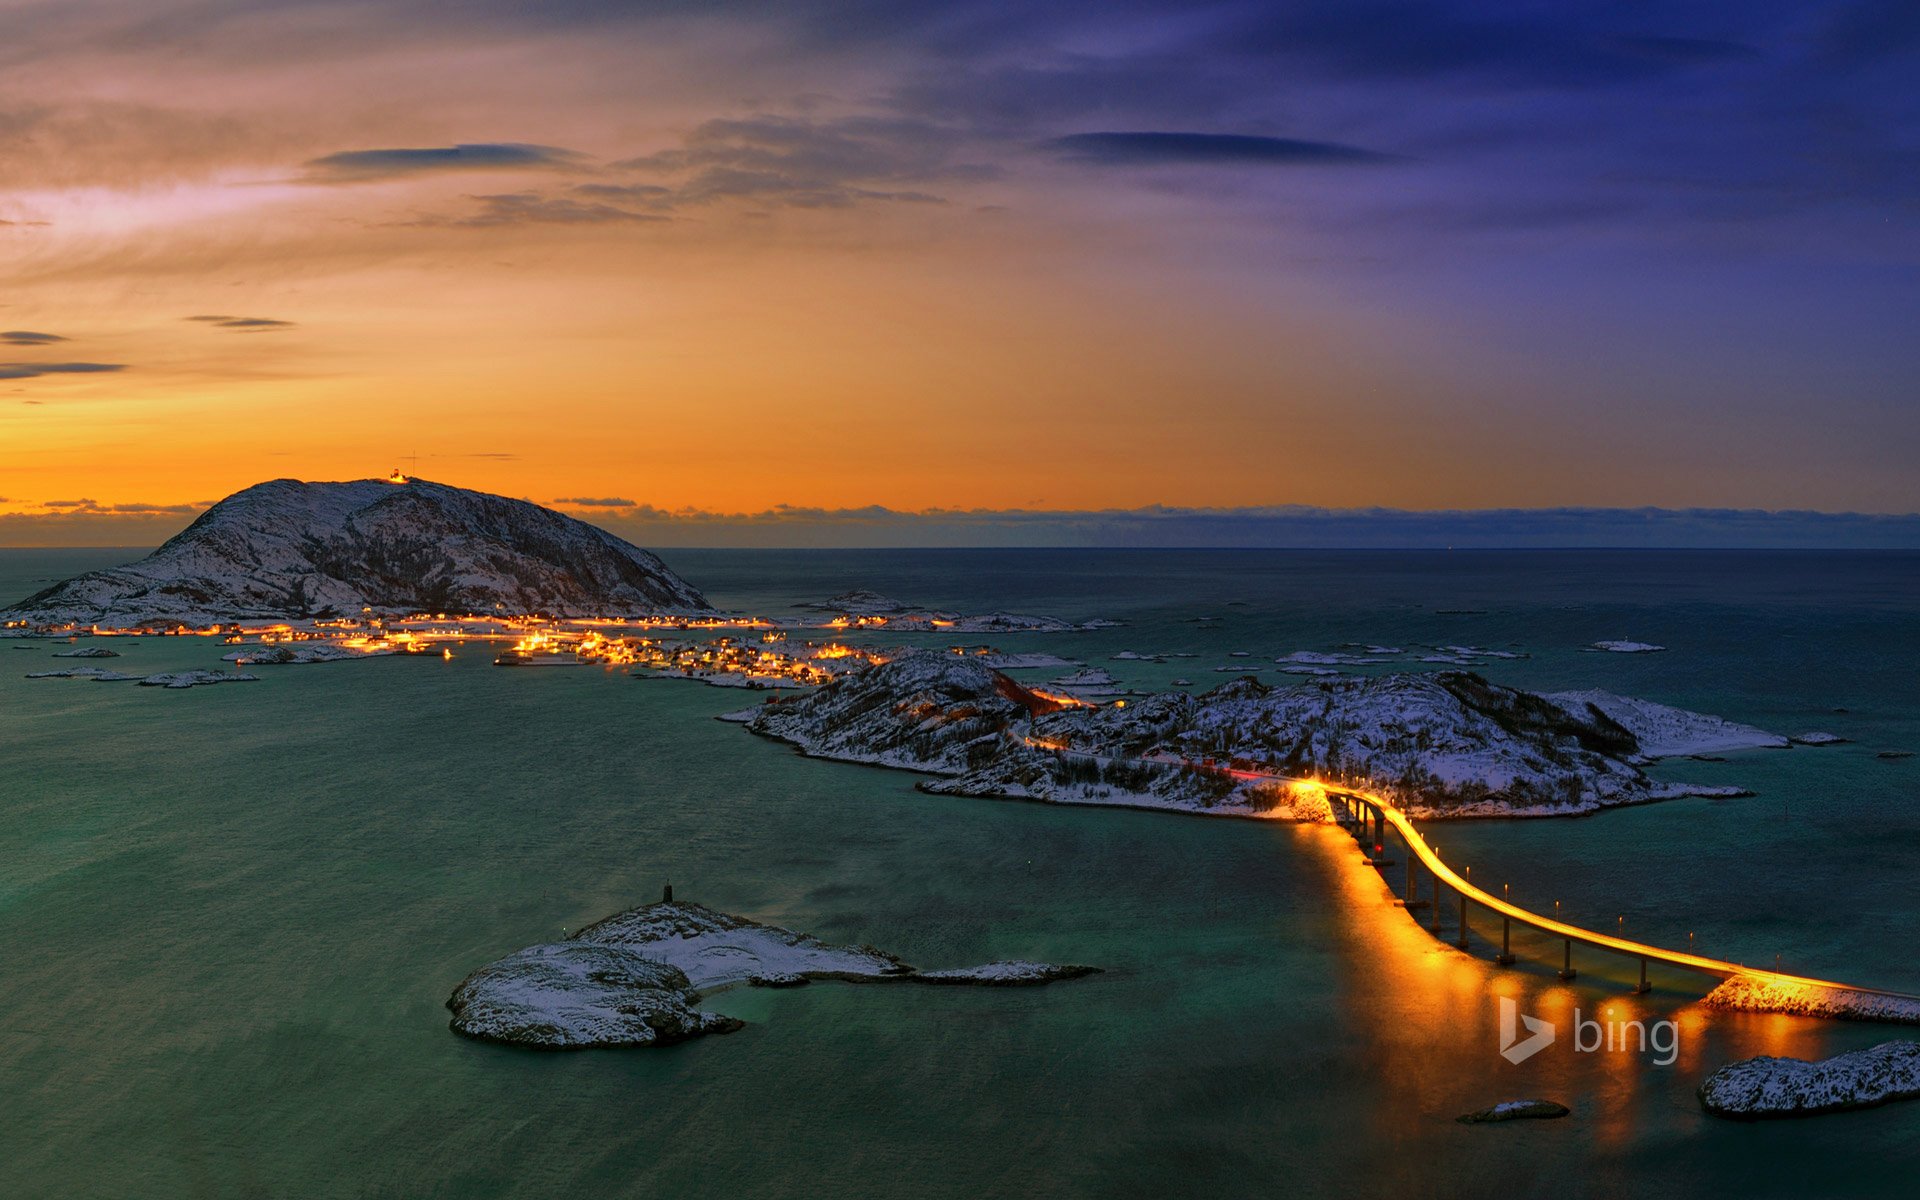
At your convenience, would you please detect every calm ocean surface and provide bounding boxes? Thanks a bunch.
[3,548,1917,1198]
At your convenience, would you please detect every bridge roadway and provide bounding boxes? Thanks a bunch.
[1311,777,1920,1003]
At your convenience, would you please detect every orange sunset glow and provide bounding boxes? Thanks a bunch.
[3,2,1917,550]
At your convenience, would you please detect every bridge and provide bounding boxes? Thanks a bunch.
[1022,732,1918,1013]
[1309,777,1920,1009]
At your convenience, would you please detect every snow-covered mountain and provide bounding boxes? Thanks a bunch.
[4,477,709,626]
[746,650,1769,817]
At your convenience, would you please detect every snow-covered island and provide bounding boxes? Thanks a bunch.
[741,649,1784,819]
[27,667,258,688]
[449,897,1099,1049]
[1698,1042,1920,1119]
[792,589,1111,633]
[2,475,710,629]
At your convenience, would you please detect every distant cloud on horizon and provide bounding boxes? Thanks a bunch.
[1,330,68,346]
[566,502,1920,550]
[5,500,1919,550]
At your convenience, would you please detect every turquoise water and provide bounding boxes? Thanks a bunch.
[3,549,1917,1198]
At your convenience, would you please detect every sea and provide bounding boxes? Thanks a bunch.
[3,548,1917,1198]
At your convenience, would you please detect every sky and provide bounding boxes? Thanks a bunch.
[1,0,1916,546]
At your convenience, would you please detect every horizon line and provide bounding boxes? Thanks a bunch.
[5,498,1920,551]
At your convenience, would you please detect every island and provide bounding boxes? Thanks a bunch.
[1699,1042,1920,1119]
[449,895,1099,1049]
[742,648,1782,819]
[3,475,710,628]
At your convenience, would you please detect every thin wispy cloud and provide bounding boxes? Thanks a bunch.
[1,330,68,346]
[614,114,989,209]
[414,192,670,229]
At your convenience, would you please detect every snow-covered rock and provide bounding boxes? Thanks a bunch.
[1280,650,1395,666]
[1046,667,1121,698]
[1543,690,1788,759]
[136,670,258,689]
[26,667,137,681]
[979,652,1076,669]
[1699,1042,1920,1119]
[572,900,912,990]
[449,899,1099,1049]
[51,646,119,658]
[222,643,392,665]
[1792,732,1849,746]
[447,943,742,1049]
[1456,1100,1569,1123]
[1702,976,1920,1025]
[914,961,1100,986]
[3,477,708,627]
[1440,644,1525,660]
[1589,640,1665,653]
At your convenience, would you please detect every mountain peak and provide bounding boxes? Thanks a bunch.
[4,477,709,626]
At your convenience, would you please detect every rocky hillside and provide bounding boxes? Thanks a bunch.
[746,650,1767,817]
[4,477,709,625]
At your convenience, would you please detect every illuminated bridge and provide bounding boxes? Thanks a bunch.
[1311,779,1920,1010]
[1028,733,1919,1013]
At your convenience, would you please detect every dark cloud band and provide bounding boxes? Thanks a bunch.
[302,143,585,183]
[0,362,126,380]
[1046,131,1392,166]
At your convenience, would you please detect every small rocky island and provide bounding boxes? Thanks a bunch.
[1699,1042,1920,1119]
[1457,1100,1570,1124]
[449,896,1099,1049]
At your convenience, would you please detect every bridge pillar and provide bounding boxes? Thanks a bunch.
[1495,916,1514,965]
[1635,958,1651,994]
[1430,871,1443,934]
[1454,891,1470,950]
[1559,940,1577,981]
